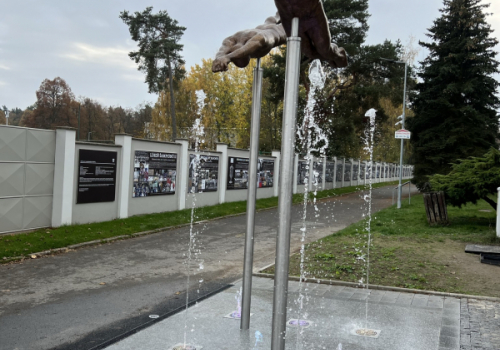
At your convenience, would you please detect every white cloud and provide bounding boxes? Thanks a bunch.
[122,73,144,82]
[0,64,10,70]
[61,42,136,70]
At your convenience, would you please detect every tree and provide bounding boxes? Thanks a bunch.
[26,77,75,129]
[263,0,410,159]
[149,58,255,148]
[120,7,186,140]
[430,148,500,210]
[407,0,500,190]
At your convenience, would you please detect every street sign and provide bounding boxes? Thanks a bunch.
[395,129,411,139]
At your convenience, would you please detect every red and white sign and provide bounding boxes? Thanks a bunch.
[395,129,411,139]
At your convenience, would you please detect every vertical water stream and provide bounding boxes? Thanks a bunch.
[182,90,207,349]
[295,59,329,349]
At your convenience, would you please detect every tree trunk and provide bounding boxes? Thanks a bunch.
[167,55,177,140]
[423,192,449,225]
[482,196,497,211]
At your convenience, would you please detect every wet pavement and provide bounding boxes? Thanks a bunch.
[105,277,461,350]
[0,184,416,350]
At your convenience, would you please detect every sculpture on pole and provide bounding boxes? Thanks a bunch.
[274,0,347,68]
[212,0,348,73]
[211,2,348,344]
[212,14,286,72]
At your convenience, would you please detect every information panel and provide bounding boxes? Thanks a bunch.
[313,161,323,184]
[297,160,308,185]
[325,162,335,183]
[258,159,274,188]
[189,154,219,193]
[227,157,249,190]
[77,149,117,204]
[133,151,177,197]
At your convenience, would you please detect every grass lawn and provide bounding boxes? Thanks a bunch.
[263,194,500,298]
[0,181,399,262]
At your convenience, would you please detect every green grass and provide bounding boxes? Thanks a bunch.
[263,194,500,297]
[0,181,398,262]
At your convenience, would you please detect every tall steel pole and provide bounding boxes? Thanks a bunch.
[271,18,301,350]
[240,58,263,330]
[397,62,408,209]
[5,111,9,126]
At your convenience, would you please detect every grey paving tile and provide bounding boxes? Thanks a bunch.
[335,289,356,299]
[322,286,346,299]
[440,334,460,349]
[349,292,369,301]
[428,295,445,308]
[442,316,459,327]
[380,291,400,303]
[412,294,429,308]
[395,293,415,306]
[366,292,384,303]
[440,325,460,338]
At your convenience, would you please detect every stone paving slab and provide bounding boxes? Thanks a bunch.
[105,277,460,350]
[460,298,500,350]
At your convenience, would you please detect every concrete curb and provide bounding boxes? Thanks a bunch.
[253,271,500,302]
[3,185,392,263]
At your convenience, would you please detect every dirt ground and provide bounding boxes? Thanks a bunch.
[267,235,500,298]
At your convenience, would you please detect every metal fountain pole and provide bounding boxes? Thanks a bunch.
[397,62,408,209]
[271,18,301,350]
[241,58,263,330]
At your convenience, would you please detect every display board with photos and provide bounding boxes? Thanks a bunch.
[258,158,274,188]
[227,157,249,190]
[189,154,219,193]
[353,163,359,181]
[325,161,335,183]
[313,161,323,184]
[336,164,343,182]
[344,163,351,181]
[360,164,366,179]
[297,160,308,185]
[133,151,177,197]
[77,149,117,204]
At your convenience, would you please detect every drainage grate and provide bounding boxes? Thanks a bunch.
[287,319,313,328]
[224,311,252,319]
[352,328,381,338]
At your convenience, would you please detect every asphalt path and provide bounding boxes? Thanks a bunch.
[0,184,418,350]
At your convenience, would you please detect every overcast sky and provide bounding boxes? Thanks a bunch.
[1,0,499,110]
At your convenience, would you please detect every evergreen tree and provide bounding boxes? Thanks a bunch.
[120,7,186,140]
[407,0,500,190]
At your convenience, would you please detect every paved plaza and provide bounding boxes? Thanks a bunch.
[106,277,462,350]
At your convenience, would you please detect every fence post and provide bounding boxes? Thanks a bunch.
[115,134,132,218]
[333,156,337,189]
[497,187,500,238]
[272,150,281,197]
[321,157,326,190]
[293,154,298,194]
[341,158,345,188]
[176,139,189,210]
[52,127,76,227]
[216,143,228,204]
